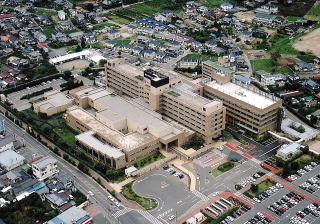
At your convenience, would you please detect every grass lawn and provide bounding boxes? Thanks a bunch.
[93,23,118,30]
[251,58,292,73]
[43,25,55,38]
[122,183,157,210]
[268,34,301,55]
[90,42,106,49]
[63,29,80,34]
[198,0,230,8]
[211,161,239,177]
[185,53,218,61]
[286,16,304,22]
[113,39,131,45]
[36,8,57,17]
[134,151,164,168]
[244,179,276,198]
[53,126,76,145]
[107,15,132,24]
[305,1,320,21]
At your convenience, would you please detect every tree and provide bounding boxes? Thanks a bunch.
[301,145,309,154]
[291,161,300,171]
[250,184,258,192]
[99,59,107,67]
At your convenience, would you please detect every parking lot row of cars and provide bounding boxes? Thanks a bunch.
[163,164,184,179]
[268,191,304,216]
[285,162,318,183]
[299,173,320,194]
[290,203,320,224]
[236,172,265,189]
[243,212,272,224]
[252,183,284,203]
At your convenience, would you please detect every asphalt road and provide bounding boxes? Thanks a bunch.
[133,170,201,224]
[0,113,151,224]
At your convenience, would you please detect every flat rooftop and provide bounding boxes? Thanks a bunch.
[32,156,57,169]
[75,131,124,159]
[203,60,233,74]
[205,81,278,109]
[70,86,112,100]
[166,82,221,111]
[95,94,183,138]
[34,91,73,109]
[67,107,157,152]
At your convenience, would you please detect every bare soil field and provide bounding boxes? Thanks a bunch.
[293,28,320,56]
[278,0,317,17]
[234,11,255,22]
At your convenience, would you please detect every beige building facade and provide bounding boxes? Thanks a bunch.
[105,59,226,143]
[33,90,74,116]
[202,79,283,138]
[65,87,189,169]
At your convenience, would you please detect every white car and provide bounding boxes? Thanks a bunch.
[88,191,94,196]
[168,215,175,221]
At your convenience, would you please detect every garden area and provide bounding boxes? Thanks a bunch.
[244,179,276,198]
[211,161,239,177]
[106,14,132,24]
[134,151,164,168]
[182,135,205,150]
[266,148,320,177]
[122,183,157,210]
[0,193,58,224]
[93,23,118,30]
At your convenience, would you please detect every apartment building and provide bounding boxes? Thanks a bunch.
[105,59,226,142]
[202,78,283,138]
[161,82,226,143]
[31,156,59,181]
[202,59,235,84]
[65,87,190,169]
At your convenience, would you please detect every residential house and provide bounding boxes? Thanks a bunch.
[31,156,59,181]
[33,31,47,43]
[142,49,155,59]
[107,29,120,40]
[220,2,234,11]
[177,57,199,68]
[58,10,66,20]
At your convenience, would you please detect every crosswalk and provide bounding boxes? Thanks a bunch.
[113,208,162,224]
[113,207,132,218]
[139,210,163,224]
[192,189,210,201]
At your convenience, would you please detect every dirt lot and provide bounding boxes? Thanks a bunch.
[234,11,255,22]
[293,28,320,56]
[278,0,317,17]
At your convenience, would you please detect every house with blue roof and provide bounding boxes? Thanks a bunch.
[142,49,155,59]
[234,74,251,84]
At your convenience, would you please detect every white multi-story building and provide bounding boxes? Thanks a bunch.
[31,156,59,181]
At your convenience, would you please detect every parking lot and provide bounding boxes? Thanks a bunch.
[133,169,201,223]
[6,78,66,111]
